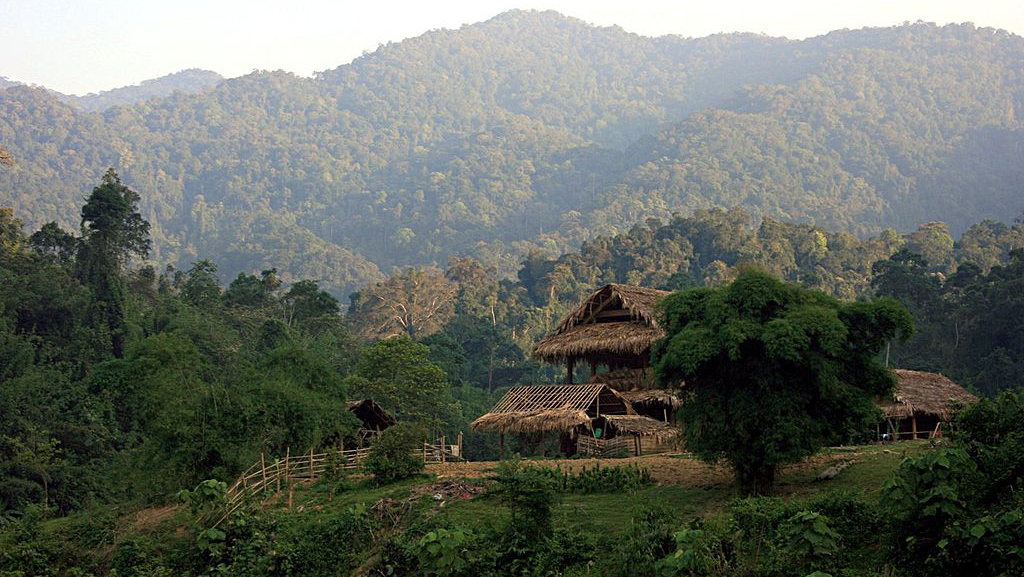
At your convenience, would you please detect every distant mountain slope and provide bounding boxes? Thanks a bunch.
[1,11,1022,294]
[64,68,224,112]
[0,69,223,112]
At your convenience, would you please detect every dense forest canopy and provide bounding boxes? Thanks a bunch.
[2,11,1023,295]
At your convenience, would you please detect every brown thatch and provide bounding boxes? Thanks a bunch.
[588,367,656,390]
[880,369,978,420]
[554,284,670,333]
[533,322,663,363]
[470,384,634,434]
[346,399,396,431]
[603,415,680,439]
[533,284,669,365]
[618,389,683,412]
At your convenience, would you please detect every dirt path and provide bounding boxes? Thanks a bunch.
[426,451,859,487]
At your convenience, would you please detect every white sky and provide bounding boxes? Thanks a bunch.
[2,0,1023,95]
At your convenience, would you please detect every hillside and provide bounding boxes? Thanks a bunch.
[0,68,223,111]
[61,68,225,112]
[1,11,1023,294]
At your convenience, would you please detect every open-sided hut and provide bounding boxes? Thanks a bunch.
[346,399,396,445]
[470,384,676,457]
[533,284,670,383]
[878,369,977,440]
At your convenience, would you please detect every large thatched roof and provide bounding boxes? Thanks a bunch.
[470,384,634,434]
[880,369,978,420]
[533,284,670,364]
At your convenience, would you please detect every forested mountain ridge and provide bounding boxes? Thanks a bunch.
[2,11,1023,294]
[0,68,223,112]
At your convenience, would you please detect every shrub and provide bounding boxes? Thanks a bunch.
[363,423,425,485]
[488,459,560,541]
[603,503,676,576]
[414,527,477,577]
[655,519,733,576]
[779,511,840,559]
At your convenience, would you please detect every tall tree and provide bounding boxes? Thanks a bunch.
[348,267,457,340]
[652,270,913,495]
[77,169,151,357]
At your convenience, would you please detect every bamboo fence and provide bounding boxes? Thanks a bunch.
[218,436,463,524]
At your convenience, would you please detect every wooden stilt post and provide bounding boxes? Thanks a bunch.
[590,361,597,378]
[911,414,918,440]
[499,432,506,460]
[566,358,575,384]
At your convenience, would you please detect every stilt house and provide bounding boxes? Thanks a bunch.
[878,369,977,440]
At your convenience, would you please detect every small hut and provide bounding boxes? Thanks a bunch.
[346,399,396,445]
[470,384,675,457]
[878,369,977,440]
[533,284,670,383]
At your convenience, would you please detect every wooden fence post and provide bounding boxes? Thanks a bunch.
[441,435,446,464]
[260,452,268,493]
[279,447,288,492]
[309,447,315,480]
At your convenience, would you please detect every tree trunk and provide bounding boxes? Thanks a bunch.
[737,463,776,497]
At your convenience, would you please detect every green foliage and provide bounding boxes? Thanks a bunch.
[603,503,676,576]
[880,390,1024,577]
[779,511,840,559]
[76,169,151,358]
[655,523,733,577]
[526,463,654,493]
[487,459,560,541]
[414,527,477,577]
[347,338,459,427]
[653,270,913,495]
[363,423,426,485]
[874,247,1024,397]
[176,479,228,516]
[4,18,1024,296]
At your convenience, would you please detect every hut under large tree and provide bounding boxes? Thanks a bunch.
[470,384,675,457]
[878,369,978,440]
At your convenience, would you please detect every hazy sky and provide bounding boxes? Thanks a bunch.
[3,0,1023,95]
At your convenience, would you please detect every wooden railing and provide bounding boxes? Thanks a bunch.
[219,435,463,523]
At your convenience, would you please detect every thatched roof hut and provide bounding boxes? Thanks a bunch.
[470,384,634,435]
[533,284,670,381]
[880,369,977,421]
[346,399,396,432]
